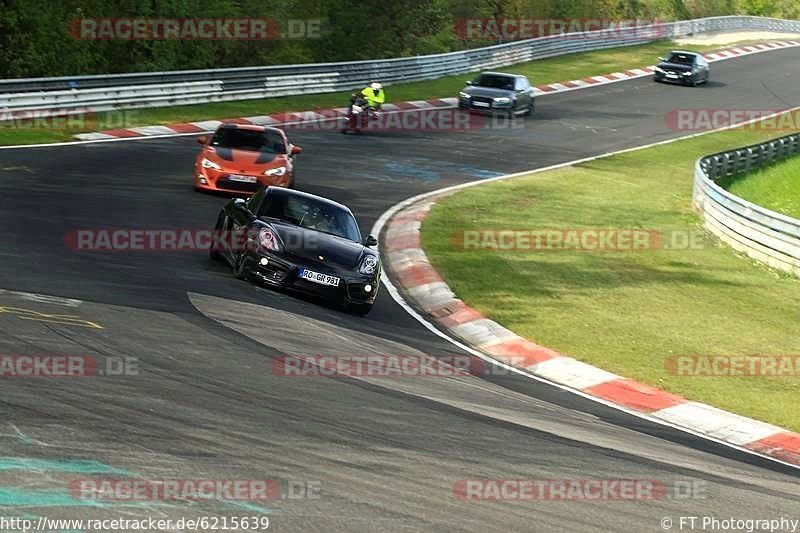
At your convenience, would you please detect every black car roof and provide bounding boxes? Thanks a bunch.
[264,186,353,214]
[480,71,524,78]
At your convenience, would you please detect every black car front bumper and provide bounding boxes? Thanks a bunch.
[653,71,694,85]
[458,96,515,114]
[242,251,379,305]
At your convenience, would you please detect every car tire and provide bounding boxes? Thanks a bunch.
[345,302,373,316]
[209,211,225,261]
[233,252,251,281]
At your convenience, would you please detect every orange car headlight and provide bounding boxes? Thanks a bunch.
[201,158,222,171]
[264,166,287,177]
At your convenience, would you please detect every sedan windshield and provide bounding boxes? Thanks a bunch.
[473,74,515,90]
[259,193,362,242]
[210,128,286,153]
[666,53,695,66]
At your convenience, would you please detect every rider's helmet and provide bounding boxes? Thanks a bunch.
[370,82,382,95]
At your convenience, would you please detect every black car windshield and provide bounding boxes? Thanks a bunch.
[210,128,286,153]
[259,193,362,242]
[666,53,695,65]
[473,74,515,90]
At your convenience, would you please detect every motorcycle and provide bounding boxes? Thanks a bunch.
[341,93,379,134]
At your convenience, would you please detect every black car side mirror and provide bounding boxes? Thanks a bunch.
[658,57,665,62]
[233,198,257,222]
[465,80,473,86]
[364,235,378,247]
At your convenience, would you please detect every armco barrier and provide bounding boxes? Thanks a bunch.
[692,132,800,276]
[2,16,800,115]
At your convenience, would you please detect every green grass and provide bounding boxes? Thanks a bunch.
[0,38,747,146]
[422,121,800,432]
[725,156,800,219]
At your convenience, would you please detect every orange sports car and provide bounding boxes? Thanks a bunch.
[194,123,301,194]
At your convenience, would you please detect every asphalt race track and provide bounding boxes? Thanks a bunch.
[1,48,799,531]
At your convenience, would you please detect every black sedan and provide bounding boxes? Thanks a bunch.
[211,186,381,315]
[458,71,535,117]
[653,51,710,86]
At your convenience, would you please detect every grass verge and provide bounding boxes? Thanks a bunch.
[725,156,800,219]
[0,39,757,146]
[421,120,800,432]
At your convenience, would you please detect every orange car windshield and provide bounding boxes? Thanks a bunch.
[211,129,286,153]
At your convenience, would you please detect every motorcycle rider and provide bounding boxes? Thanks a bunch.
[360,82,385,111]
[345,82,384,131]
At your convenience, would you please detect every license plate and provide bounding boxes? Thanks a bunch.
[300,268,340,287]
[473,101,490,108]
[666,74,678,79]
[227,174,257,183]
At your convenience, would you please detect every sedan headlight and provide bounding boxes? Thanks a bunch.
[681,71,692,76]
[654,66,665,74]
[359,255,379,276]
[201,157,222,171]
[493,97,511,104]
[459,91,471,99]
[264,166,287,177]
[258,228,282,252]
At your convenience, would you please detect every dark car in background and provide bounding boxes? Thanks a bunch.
[653,51,710,86]
[211,186,381,315]
[458,72,535,117]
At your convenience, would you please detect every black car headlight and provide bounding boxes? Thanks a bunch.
[359,255,379,276]
[258,227,283,252]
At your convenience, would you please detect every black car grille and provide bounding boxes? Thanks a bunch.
[470,96,494,107]
[216,179,259,192]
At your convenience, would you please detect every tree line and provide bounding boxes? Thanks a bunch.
[0,0,797,78]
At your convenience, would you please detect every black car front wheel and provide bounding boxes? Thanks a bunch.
[210,211,225,261]
[525,101,535,116]
[233,252,252,281]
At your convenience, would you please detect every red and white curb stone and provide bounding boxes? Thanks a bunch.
[74,40,800,141]
[380,193,800,468]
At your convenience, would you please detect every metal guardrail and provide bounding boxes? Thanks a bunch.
[692,132,800,276]
[1,15,800,115]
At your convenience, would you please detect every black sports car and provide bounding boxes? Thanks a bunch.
[211,186,381,315]
[653,51,710,86]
